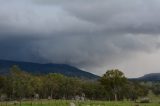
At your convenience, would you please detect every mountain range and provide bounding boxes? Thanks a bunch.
[136,73,160,81]
[0,59,99,79]
[0,59,160,81]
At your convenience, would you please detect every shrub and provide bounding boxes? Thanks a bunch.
[140,97,150,103]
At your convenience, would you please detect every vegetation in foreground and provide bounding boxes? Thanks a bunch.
[0,65,160,105]
[0,100,160,106]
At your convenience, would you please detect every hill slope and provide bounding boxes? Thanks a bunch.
[0,60,99,79]
[130,73,160,81]
[138,73,160,81]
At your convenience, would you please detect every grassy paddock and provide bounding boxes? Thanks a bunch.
[0,100,159,106]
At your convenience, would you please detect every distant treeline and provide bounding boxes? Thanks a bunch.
[0,65,159,101]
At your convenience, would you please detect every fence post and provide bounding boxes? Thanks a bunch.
[30,100,32,106]
[5,101,7,106]
[20,100,21,106]
[40,99,42,106]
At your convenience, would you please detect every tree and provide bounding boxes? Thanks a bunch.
[30,76,44,98]
[9,65,34,99]
[151,83,160,96]
[0,76,5,95]
[100,69,127,101]
[44,73,65,99]
[59,77,82,99]
[82,81,107,100]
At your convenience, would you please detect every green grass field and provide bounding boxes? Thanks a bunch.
[0,100,159,106]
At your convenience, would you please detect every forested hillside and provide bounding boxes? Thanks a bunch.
[0,60,99,79]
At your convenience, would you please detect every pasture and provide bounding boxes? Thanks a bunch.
[0,100,159,106]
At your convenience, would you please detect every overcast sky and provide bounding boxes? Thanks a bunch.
[1,0,160,77]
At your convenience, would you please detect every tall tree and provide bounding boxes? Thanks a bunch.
[9,65,33,99]
[0,76,5,95]
[100,69,127,101]
[44,73,65,99]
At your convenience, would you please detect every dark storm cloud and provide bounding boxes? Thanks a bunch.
[36,0,160,34]
[1,0,160,76]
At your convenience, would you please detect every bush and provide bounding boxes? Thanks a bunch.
[140,97,150,103]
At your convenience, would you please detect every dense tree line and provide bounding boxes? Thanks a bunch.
[151,83,160,95]
[0,66,150,101]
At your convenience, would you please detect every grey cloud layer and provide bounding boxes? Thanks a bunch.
[0,0,160,76]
